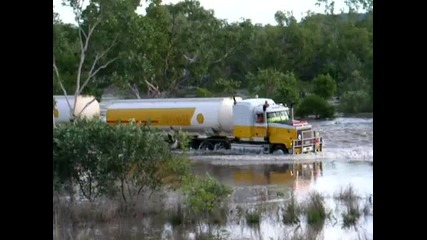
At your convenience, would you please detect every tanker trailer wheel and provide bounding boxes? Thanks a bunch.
[271,145,288,155]
[214,142,228,150]
[198,140,215,151]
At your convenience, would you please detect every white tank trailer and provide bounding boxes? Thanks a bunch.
[53,95,101,124]
[106,96,324,155]
[106,97,242,136]
[106,97,243,151]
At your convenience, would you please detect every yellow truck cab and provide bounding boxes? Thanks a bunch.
[231,98,323,154]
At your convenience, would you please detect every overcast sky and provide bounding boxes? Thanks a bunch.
[53,0,349,25]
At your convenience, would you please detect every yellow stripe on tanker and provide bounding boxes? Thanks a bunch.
[106,97,239,137]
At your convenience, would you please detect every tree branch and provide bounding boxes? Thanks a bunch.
[163,12,178,81]
[80,22,88,40]
[184,53,198,63]
[79,35,118,94]
[74,19,100,118]
[53,56,73,111]
[209,46,236,66]
[120,178,127,204]
[80,56,118,92]
[145,79,161,97]
[76,97,97,117]
[77,21,100,90]
[128,82,141,99]
[165,75,185,96]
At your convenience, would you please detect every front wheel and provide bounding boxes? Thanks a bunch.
[271,145,289,155]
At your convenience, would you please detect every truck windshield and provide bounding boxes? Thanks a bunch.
[267,110,289,123]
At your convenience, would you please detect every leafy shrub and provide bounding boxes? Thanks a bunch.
[339,90,372,113]
[312,73,337,99]
[183,175,232,215]
[53,118,191,206]
[296,95,335,119]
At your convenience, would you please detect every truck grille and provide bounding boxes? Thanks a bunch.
[293,128,322,154]
[298,129,313,140]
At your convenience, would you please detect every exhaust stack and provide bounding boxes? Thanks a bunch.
[290,102,295,121]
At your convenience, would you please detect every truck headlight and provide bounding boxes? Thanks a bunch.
[298,134,301,140]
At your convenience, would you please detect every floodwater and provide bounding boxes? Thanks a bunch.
[186,117,373,240]
[188,117,373,164]
[190,160,373,240]
[56,117,373,240]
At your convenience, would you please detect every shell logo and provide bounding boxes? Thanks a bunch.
[196,113,204,124]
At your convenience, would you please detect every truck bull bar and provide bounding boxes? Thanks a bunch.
[291,130,323,154]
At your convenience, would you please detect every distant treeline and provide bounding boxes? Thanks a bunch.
[53,0,373,118]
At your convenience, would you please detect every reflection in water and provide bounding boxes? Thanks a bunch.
[193,161,323,186]
[189,161,372,240]
[193,161,324,205]
[57,161,372,240]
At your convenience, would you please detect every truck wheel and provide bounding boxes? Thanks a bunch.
[214,142,227,150]
[199,141,215,151]
[272,145,288,155]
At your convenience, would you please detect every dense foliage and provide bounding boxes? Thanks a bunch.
[53,118,193,205]
[53,118,232,212]
[53,0,373,117]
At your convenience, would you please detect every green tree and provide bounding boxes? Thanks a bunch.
[247,68,299,104]
[312,73,337,99]
[276,72,300,105]
[297,95,335,119]
[339,90,371,113]
[213,78,241,95]
[53,0,372,114]
[53,0,119,121]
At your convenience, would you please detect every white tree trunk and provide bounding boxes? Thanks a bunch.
[53,1,117,122]
[53,112,56,128]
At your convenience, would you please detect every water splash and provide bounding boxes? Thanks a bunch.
[188,147,372,165]
[187,117,373,164]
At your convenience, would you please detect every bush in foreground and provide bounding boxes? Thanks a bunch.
[53,118,191,207]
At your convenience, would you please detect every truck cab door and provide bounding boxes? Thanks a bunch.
[253,112,267,141]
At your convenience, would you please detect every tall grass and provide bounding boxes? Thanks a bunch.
[54,186,373,240]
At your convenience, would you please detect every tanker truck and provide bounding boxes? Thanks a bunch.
[53,95,101,124]
[105,96,323,155]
